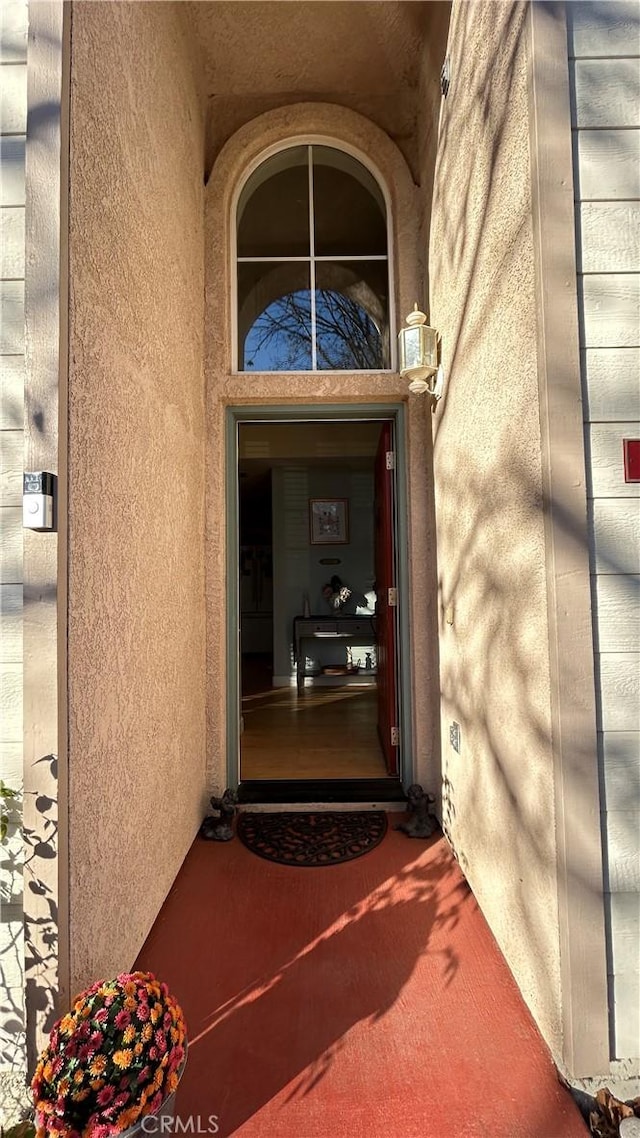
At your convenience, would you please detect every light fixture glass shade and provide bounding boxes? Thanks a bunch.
[398,305,439,393]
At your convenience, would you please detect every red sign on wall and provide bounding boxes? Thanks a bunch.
[623,439,640,483]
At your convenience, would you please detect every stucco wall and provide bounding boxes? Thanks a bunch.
[428,2,562,1055]
[417,1,451,285]
[190,0,445,182]
[67,1,206,994]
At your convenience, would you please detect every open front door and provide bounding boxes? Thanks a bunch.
[375,422,399,776]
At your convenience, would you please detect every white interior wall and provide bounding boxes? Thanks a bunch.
[271,464,375,683]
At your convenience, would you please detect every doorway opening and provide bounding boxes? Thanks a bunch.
[231,412,409,801]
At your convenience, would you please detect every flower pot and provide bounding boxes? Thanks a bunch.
[119,1091,176,1137]
[32,972,188,1138]
[119,1047,187,1138]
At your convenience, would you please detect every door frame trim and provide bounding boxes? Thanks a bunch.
[225,402,414,791]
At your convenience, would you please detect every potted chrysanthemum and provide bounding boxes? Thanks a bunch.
[30,971,187,1138]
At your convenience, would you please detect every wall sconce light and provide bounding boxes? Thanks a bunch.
[398,304,444,399]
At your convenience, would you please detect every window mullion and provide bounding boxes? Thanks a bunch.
[237,256,312,264]
[308,145,317,372]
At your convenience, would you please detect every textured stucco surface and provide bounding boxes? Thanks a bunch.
[67,1,206,994]
[189,0,447,179]
[204,103,441,798]
[428,2,563,1056]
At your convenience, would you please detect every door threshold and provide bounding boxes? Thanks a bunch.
[237,778,406,805]
[239,801,407,813]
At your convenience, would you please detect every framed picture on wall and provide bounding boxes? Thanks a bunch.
[309,499,349,545]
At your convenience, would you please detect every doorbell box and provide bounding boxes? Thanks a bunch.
[23,471,56,531]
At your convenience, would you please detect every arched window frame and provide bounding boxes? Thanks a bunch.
[231,137,397,374]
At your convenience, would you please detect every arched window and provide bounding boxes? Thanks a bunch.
[236,145,390,372]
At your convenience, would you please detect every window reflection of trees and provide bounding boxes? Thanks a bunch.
[236,144,390,372]
[245,289,383,372]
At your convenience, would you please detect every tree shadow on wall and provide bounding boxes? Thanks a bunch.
[1,781,25,1069]
[1,753,60,1073]
[425,0,640,1092]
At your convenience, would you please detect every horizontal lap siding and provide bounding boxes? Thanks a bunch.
[0,0,26,1071]
[568,1,640,1063]
[577,204,640,272]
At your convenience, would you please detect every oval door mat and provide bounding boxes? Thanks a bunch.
[237,810,388,867]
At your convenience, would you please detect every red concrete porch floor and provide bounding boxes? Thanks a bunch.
[135,822,587,1138]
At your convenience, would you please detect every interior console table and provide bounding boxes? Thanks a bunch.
[294,614,377,694]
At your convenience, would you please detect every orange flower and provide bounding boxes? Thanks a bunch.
[59,1014,75,1037]
[124,996,137,1011]
[142,1023,153,1042]
[124,981,137,997]
[90,1056,107,1077]
[72,1089,90,1103]
[73,1071,84,1085]
[113,1049,133,1070]
[133,1042,143,1056]
[90,1078,105,1092]
[117,1106,141,1129]
[123,1025,136,1044]
[166,1072,178,1095]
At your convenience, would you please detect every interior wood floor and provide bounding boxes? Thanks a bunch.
[241,657,388,780]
